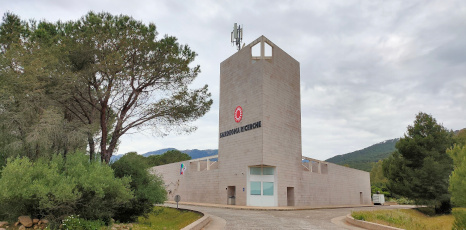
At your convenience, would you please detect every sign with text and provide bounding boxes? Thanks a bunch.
[219,121,261,138]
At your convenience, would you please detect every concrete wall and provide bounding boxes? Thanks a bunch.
[297,162,371,206]
[150,159,371,207]
[150,160,221,204]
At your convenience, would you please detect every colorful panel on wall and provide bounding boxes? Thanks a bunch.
[180,163,186,175]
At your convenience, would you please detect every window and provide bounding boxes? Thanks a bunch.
[263,182,274,196]
[250,166,275,175]
[250,181,261,195]
[263,167,274,175]
[250,167,261,175]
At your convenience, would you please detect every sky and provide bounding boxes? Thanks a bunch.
[3,0,465,160]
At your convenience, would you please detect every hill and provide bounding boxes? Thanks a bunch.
[110,148,218,162]
[110,139,399,169]
[325,138,399,171]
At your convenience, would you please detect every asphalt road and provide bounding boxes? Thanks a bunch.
[164,204,416,230]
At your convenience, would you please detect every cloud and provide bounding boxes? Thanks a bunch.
[2,0,465,160]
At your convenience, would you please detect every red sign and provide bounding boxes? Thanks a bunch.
[234,106,243,123]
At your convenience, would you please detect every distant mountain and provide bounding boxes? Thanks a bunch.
[110,138,398,169]
[142,148,218,159]
[177,149,218,159]
[110,148,218,162]
[325,138,399,172]
[142,148,177,157]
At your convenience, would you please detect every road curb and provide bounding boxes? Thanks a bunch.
[345,214,404,230]
[166,201,373,211]
[181,212,211,230]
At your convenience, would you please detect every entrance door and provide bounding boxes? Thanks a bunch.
[247,166,277,206]
[287,187,294,206]
[227,186,236,205]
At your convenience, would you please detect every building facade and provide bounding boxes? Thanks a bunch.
[150,36,371,207]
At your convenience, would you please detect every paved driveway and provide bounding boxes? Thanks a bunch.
[165,204,416,229]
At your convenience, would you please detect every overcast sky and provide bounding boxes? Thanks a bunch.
[3,0,465,160]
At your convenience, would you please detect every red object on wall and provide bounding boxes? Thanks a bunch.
[234,106,243,123]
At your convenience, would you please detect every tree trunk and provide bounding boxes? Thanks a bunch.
[100,104,109,163]
[87,132,95,161]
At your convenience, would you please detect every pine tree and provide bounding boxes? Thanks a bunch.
[383,112,454,214]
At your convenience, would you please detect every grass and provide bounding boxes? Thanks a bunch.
[132,206,203,230]
[351,208,459,230]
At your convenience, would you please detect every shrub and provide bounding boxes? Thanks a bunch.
[111,152,167,222]
[60,215,105,230]
[0,153,133,223]
[452,209,466,230]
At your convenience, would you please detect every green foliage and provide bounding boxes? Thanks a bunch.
[146,150,191,167]
[371,185,390,197]
[383,112,454,214]
[61,215,105,230]
[0,12,91,160]
[0,153,132,222]
[370,160,391,196]
[352,209,456,230]
[352,212,366,221]
[454,129,466,147]
[326,138,398,171]
[452,209,466,230]
[1,12,213,163]
[134,206,202,230]
[111,152,167,222]
[448,145,466,207]
[388,197,416,205]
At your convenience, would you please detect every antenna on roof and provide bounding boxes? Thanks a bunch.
[231,23,243,51]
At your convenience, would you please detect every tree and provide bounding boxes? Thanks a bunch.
[448,144,466,207]
[370,160,390,196]
[1,12,213,163]
[146,149,191,167]
[383,112,454,214]
[448,142,466,229]
[59,12,213,163]
[454,128,466,147]
[0,13,89,160]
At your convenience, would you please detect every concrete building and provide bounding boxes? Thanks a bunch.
[150,36,371,207]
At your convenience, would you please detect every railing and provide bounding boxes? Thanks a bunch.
[302,156,328,174]
[189,155,219,171]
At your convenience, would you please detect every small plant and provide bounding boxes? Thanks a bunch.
[61,215,105,230]
[351,212,366,221]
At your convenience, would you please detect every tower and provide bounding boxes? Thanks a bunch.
[218,36,301,206]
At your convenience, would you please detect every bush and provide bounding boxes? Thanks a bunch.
[111,152,167,222]
[452,209,466,230]
[388,197,416,205]
[60,215,105,230]
[0,153,133,223]
[371,184,390,197]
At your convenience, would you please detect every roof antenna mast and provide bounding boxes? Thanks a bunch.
[231,23,243,51]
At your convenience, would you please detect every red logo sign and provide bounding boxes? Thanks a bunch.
[234,106,243,123]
